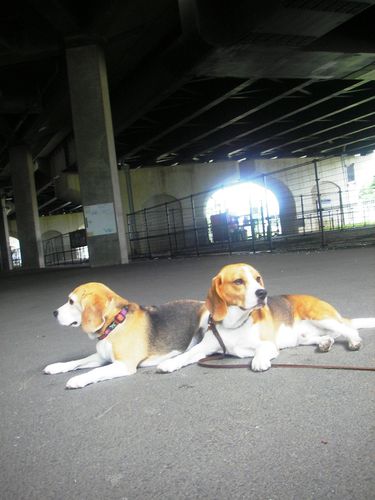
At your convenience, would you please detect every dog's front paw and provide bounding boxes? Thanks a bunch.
[44,362,70,374]
[66,374,90,389]
[348,340,361,351]
[157,358,180,373]
[318,336,334,352]
[251,356,271,372]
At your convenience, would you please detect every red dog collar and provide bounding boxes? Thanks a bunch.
[98,307,129,341]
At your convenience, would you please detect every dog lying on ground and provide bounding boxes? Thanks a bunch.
[44,282,208,388]
[157,263,375,373]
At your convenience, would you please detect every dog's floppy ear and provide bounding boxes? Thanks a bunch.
[205,274,227,322]
[81,294,107,334]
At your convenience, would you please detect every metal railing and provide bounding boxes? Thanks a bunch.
[10,156,374,267]
[43,229,89,266]
[126,157,375,258]
[10,247,22,268]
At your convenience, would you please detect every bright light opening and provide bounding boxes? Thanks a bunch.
[9,236,22,267]
[206,182,280,242]
[9,236,20,250]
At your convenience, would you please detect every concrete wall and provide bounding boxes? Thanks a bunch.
[8,153,375,246]
[128,160,240,212]
[9,212,84,240]
[127,155,374,214]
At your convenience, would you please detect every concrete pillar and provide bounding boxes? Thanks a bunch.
[0,196,12,271]
[9,145,45,269]
[66,44,129,266]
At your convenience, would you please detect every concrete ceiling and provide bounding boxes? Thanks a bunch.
[1,0,375,215]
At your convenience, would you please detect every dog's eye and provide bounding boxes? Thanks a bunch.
[233,278,244,285]
[256,276,262,283]
[69,299,74,305]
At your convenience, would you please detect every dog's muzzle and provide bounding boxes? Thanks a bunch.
[53,309,79,326]
[255,288,267,305]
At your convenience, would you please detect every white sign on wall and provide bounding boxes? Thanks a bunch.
[84,203,117,237]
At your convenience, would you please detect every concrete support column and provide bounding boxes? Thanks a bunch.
[9,145,45,269]
[66,44,129,266]
[0,196,12,271]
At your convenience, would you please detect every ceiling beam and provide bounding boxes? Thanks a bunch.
[229,94,375,156]
[320,134,375,154]
[36,180,54,195]
[112,0,213,134]
[343,141,375,155]
[194,81,374,158]
[140,79,316,161]
[48,201,71,214]
[291,124,375,154]
[260,111,375,154]
[236,94,375,157]
[122,78,256,160]
[38,196,57,210]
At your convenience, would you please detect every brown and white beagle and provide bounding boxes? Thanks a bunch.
[44,282,208,388]
[157,263,375,373]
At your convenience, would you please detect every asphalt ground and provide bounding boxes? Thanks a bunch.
[1,248,374,500]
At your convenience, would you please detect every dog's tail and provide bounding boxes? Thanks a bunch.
[350,318,375,329]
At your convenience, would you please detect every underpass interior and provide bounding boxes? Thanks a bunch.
[1,0,375,269]
[1,2,375,499]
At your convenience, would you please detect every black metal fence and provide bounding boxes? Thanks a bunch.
[15,156,373,267]
[10,247,22,268]
[127,157,375,258]
[43,229,89,266]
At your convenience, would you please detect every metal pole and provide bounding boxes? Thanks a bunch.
[180,203,187,249]
[165,203,173,257]
[226,212,232,255]
[338,188,345,229]
[127,213,134,259]
[143,209,152,258]
[260,203,266,240]
[300,195,305,235]
[0,195,12,271]
[313,159,325,247]
[249,197,256,254]
[171,208,178,251]
[123,164,135,213]
[263,175,273,251]
[190,195,199,256]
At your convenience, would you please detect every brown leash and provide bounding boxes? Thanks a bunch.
[208,315,227,356]
[199,316,375,372]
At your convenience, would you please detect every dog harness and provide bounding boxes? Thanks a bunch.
[98,306,129,341]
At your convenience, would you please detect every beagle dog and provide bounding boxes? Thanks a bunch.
[44,282,208,388]
[157,263,375,373]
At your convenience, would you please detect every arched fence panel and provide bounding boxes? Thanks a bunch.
[127,156,375,259]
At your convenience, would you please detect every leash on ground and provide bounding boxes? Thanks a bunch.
[199,315,375,372]
[198,355,375,372]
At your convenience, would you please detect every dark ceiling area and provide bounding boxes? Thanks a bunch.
[1,0,375,215]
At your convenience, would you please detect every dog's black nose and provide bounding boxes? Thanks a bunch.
[53,310,58,318]
[255,288,267,300]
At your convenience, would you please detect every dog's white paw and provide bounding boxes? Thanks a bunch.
[251,356,271,372]
[318,337,334,352]
[348,340,361,351]
[44,362,70,374]
[66,374,90,389]
[157,358,179,373]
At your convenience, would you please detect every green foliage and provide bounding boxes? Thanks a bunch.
[360,177,375,201]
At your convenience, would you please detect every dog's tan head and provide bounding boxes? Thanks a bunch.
[206,263,267,322]
[53,282,128,338]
